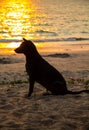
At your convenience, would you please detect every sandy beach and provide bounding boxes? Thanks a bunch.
[0,43,89,130]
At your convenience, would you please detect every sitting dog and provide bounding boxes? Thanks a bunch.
[15,38,89,97]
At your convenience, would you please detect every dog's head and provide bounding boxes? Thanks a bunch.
[14,38,36,54]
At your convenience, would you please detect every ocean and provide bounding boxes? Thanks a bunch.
[0,0,89,52]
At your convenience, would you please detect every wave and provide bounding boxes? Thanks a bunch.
[0,39,22,43]
[35,30,58,36]
[0,37,89,43]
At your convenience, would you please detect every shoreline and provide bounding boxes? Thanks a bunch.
[0,40,89,54]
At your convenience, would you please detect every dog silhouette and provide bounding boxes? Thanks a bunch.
[15,38,89,97]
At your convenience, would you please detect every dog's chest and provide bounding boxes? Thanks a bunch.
[25,61,36,75]
[26,62,31,74]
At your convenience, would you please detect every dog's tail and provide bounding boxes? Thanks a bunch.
[67,90,89,94]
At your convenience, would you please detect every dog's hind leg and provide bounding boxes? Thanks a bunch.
[50,81,67,95]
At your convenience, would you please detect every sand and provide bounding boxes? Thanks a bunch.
[0,44,89,130]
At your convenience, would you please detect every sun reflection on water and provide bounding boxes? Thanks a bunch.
[0,0,41,49]
[7,42,21,48]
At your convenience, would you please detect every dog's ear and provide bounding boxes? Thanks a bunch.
[23,38,28,42]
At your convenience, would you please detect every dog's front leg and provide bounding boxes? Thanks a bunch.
[28,78,35,97]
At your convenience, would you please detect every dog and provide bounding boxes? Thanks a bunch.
[15,38,89,97]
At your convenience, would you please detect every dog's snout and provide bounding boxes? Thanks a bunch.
[14,48,17,52]
[14,48,19,53]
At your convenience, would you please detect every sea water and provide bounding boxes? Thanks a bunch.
[0,0,89,53]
